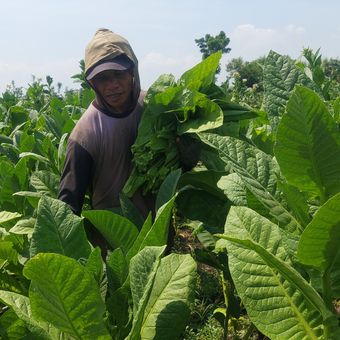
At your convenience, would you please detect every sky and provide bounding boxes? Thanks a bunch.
[1,0,340,94]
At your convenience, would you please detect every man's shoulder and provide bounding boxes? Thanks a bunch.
[74,104,102,127]
[79,103,100,119]
[70,104,101,142]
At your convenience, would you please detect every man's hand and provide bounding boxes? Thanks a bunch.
[176,134,201,171]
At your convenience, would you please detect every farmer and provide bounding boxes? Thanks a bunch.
[58,29,154,252]
[58,28,199,255]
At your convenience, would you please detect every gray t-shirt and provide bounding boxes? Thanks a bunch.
[58,91,153,216]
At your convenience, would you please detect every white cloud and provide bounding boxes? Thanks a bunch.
[140,52,199,69]
[228,24,278,60]
[285,24,306,34]
[139,52,200,88]
[0,58,80,93]
[228,24,309,61]
[231,24,277,49]
[140,53,178,67]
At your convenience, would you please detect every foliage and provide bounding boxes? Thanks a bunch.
[225,57,265,109]
[123,51,255,197]
[71,59,92,89]
[195,31,231,60]
[226,56,265,89]
[197,80,340,338]
[195,31,231,74]
[0,190,197,339]
[1,46,340,339]
[323,57,340,83]
[0,72,197,339]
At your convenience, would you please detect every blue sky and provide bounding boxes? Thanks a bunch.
[1,0,340,93]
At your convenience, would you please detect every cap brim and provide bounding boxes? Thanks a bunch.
[87,58,132,80]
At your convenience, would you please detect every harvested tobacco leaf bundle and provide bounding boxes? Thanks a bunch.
[123,51,225,197]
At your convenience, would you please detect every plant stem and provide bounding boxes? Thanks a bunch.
[243,323,256,340]
[322,269,337,339]
[322,270,336,313]
[220,271,231,340]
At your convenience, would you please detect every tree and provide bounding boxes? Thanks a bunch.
[323,57,340,83]
[226,57,265,89]
[195,31,231,74]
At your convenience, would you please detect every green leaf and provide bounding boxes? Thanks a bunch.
[57,132,68,172]
[220,101,258,122]
[156,168,182,211]
[0,309,29,340]
[85,247,103,284]
[127,246,165,340]
[0,271,28,294]
[145,74,177,103]
[12,191,41,208]
[30,196,91,260]
[126,213,153,262]
[9,217,35,236]
[119,193,145,230]
[333,97,340,122]
[0,290,58,339]
[0,241,18,264]
[278,181,311,228]
[132,86,180,149]
[23,253,110,339]
[106,285,131,338]
[82,210,139,253]
[179,51,222,92]
[275,86,340,201]
[0,211,22,228]
[14,157,29,188]
[198,132,302,233]
[196,228,217,249]
[30,171,59,197]
[176,94,223,134]
[262,51,313,128]
[297,193,340,272]
[80,88,96,108]
[8,106,29,128]
[140,253,196,340]
[127,196,176,262]
[106,248,128,292]
[130,246,166,317]
[200,142,228,172]
[217,173,247,206]
[0,134,13,144]
[19,152,50,165]
[176,188,228,229]
[15,131,35,153]
[179,169,227,200]
[217,207,333,339]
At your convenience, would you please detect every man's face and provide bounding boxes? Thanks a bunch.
[91,69,133,113]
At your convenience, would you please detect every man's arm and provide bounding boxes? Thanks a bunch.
[58,139,94,215]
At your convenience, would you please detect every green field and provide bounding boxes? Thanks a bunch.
[1,49,340,339]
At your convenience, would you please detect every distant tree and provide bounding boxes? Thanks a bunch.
[195,31,231,74]
[0,82,23,110]
[298,48,339,100]
[71,59,91,89]
[323,57,340,83]
[224,57,265,108]
[226,56,265,89]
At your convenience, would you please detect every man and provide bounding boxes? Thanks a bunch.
[58,29,153,250]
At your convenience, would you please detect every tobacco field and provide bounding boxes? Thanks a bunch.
[0,48,340,339]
